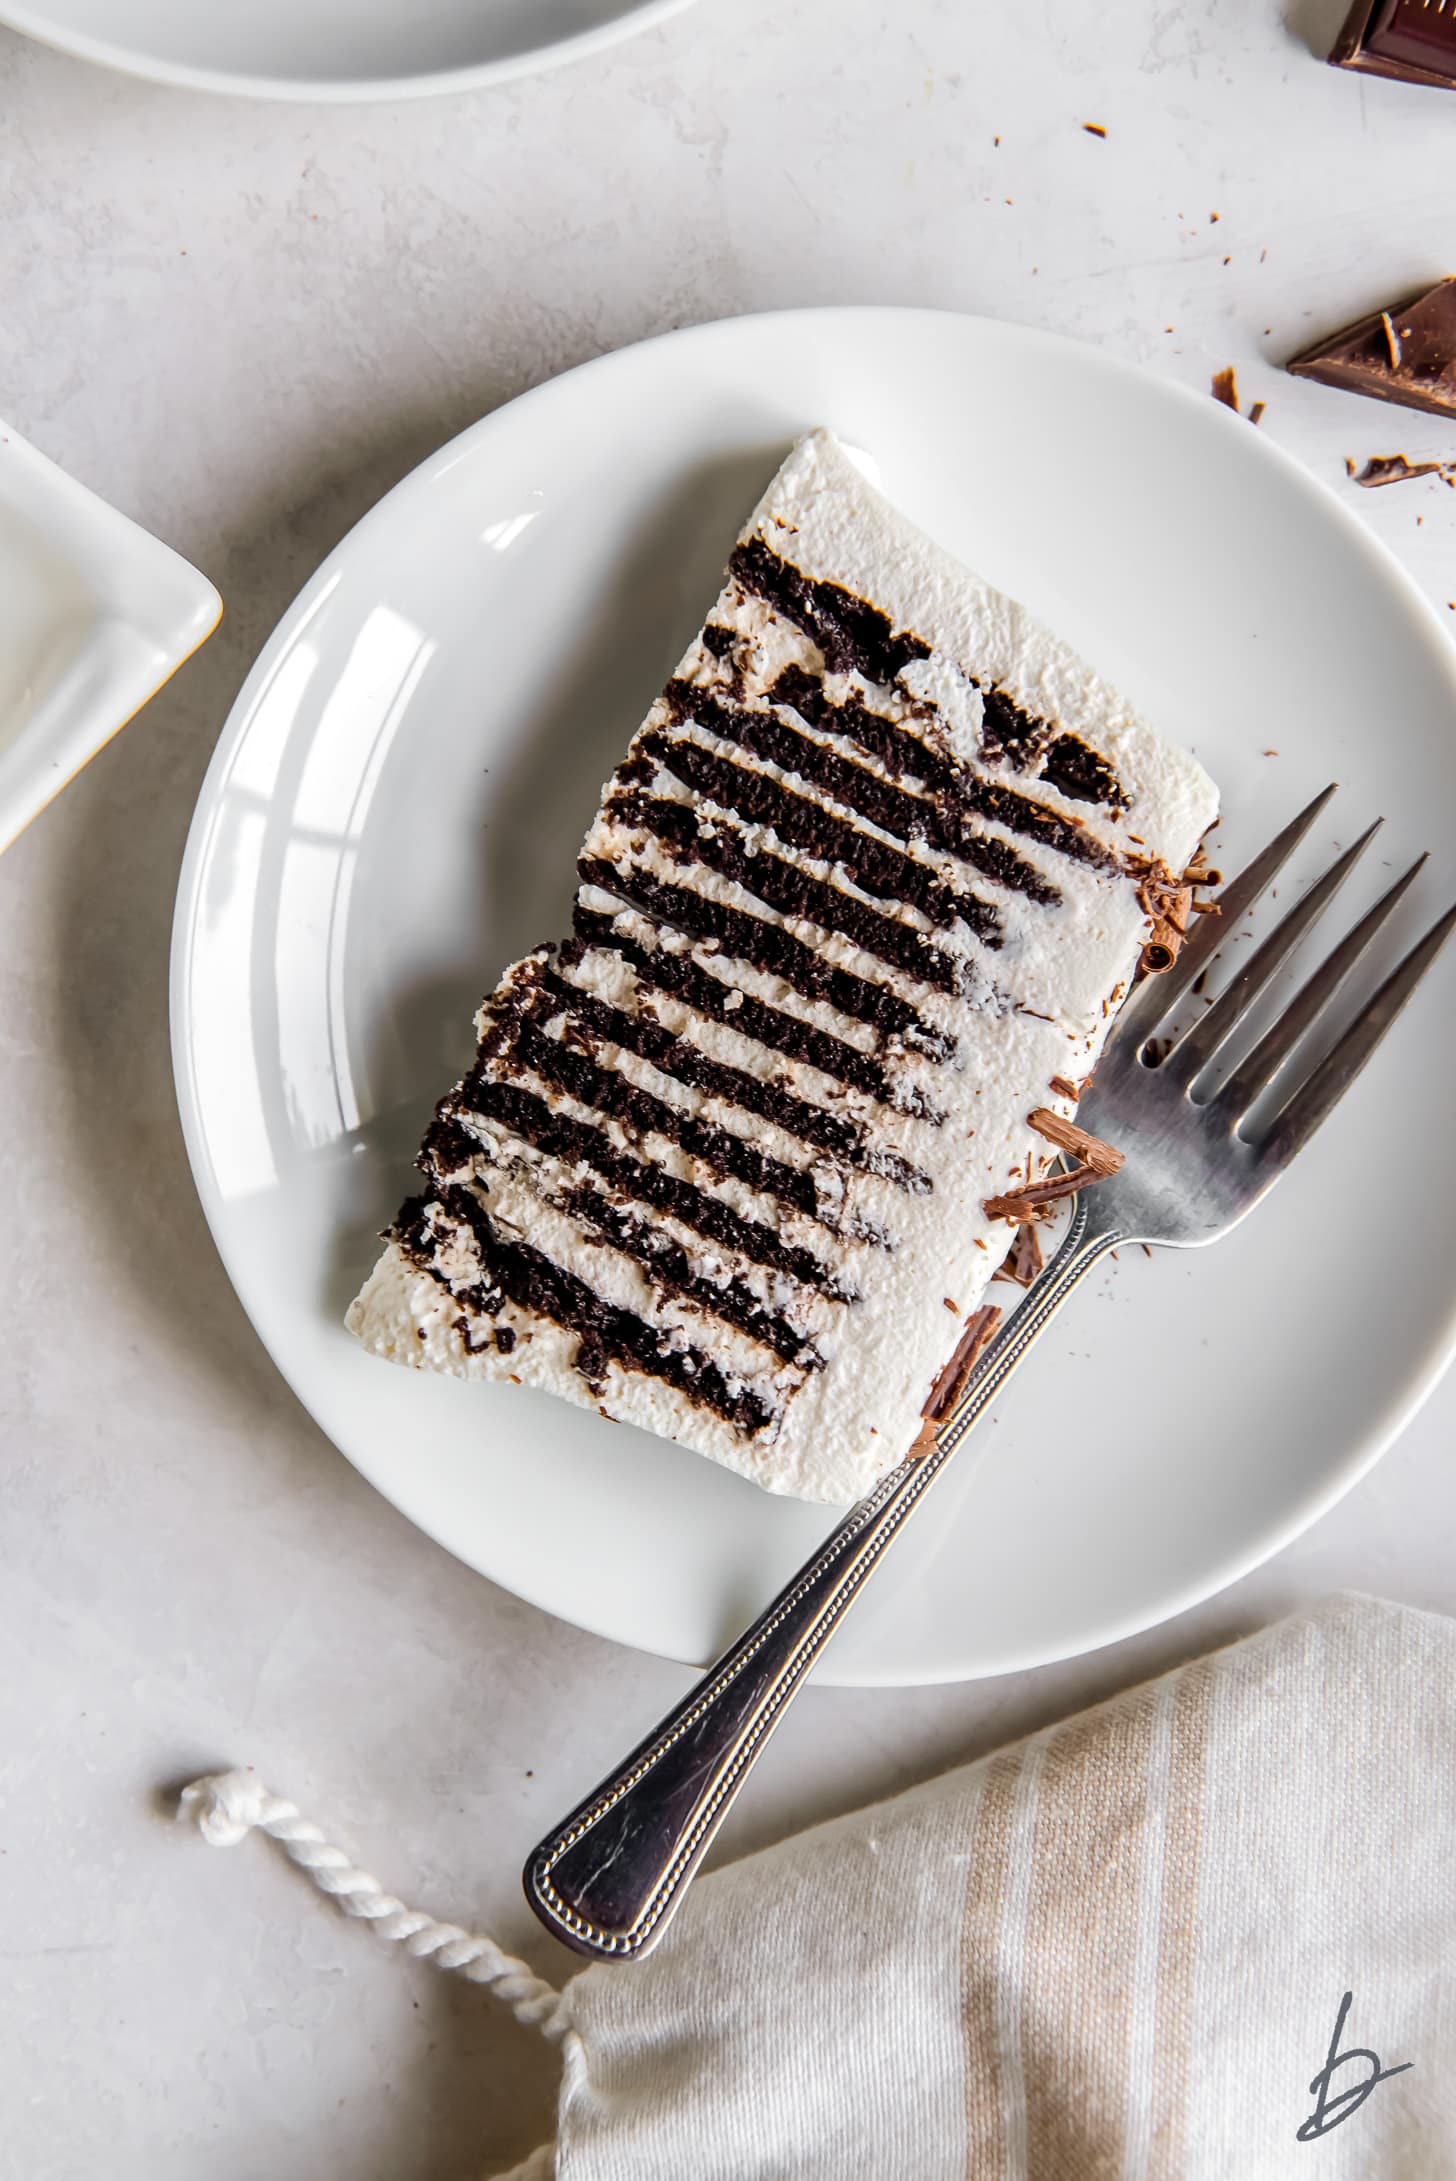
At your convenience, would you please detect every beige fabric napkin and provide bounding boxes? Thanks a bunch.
[549,1594,1454,2179]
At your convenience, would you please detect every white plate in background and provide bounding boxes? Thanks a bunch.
[0,419,220,857]
[0,0,699,101]
[170,308,1456,1684]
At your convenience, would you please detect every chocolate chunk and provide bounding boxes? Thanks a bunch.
[1289,279,1456,419]
[1330,0,1456,87]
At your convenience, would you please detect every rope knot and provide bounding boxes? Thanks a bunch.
[177,1768,275,1848]
[175,1767,573,2052]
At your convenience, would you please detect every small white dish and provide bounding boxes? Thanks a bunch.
[0,422,220,857]
[171,309,1456,1685]
[0,0,700,102]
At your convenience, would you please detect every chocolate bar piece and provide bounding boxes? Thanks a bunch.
[1330,0,1456,88]
[1288,279,1456,420]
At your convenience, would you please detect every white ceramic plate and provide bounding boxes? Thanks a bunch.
[171,308,1456,1685]
[0,0,698,101]
[0,419,220,856]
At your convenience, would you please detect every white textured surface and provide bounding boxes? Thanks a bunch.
[2,3,1454,2175]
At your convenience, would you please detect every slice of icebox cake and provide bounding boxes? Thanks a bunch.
[347,429,1218,1503]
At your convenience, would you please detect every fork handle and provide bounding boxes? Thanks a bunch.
[523,1196,1125,1962]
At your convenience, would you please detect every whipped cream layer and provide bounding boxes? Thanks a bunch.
[348,430,1218,1503]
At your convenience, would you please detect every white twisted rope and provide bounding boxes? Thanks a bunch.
[176,1768,575,2049]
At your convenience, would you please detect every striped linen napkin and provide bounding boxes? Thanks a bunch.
[550,1594,1453,2179]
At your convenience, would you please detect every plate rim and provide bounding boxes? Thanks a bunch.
[169,304,1456,1683]
[0,0,700,102]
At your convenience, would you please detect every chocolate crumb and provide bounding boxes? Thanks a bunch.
[1248,401,1266,426]
[1049,1073,1079,1100]
[943,1296,959,1313]
[1083,121,1108,137]
[1211,366,1240,411]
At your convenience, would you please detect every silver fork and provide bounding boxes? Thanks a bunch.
[524,786,1453,1963]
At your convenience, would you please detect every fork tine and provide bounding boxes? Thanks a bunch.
[1254,901,1456,1167]
[1112,782,1338,1045]
[1164,820,1380,1085]
[1214,855,1428,1119]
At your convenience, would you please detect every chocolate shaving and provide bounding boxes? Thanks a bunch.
[1027,1107,1125,1177]
[1048,1073,1080,1100]
[1211,366,1240,412]
[992,1221,1045,1287]
[1248,400,1267,426]
[1350,453,1453,489]
[918,1305,1003,1431]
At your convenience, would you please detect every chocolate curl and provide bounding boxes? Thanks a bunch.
[1140,883,1193,974]
[911,1304,1005,1451]
[984,1111,1126,1225]
[984,1167,1091,1224]
[1130,844,1222,973]
[1028,1108,1125,1176]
